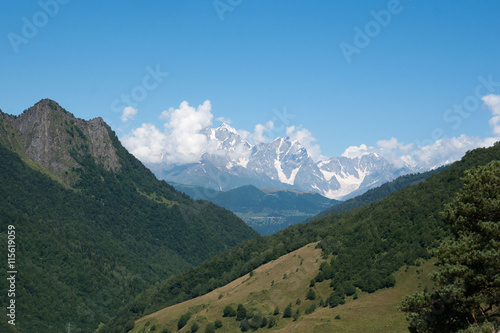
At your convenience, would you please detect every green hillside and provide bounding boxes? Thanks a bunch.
[104,142,500,332]
[0,100,259,332]
[130,243,436,333]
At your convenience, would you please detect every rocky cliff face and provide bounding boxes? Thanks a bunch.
[1,99,120,185]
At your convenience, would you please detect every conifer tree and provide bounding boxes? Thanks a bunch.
[306,288,316,300]
[236,304,247,321]
[400,161,500,332]
[283,303,293,318]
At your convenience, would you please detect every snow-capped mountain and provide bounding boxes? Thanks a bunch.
[147,123,415,200]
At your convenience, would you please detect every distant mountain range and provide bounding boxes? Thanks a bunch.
[310,166,447,221]
[172,166,443,235]
[147,123,416,200]
[172,183,340,235]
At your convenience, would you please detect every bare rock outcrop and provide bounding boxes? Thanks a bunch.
[6,99,120,185]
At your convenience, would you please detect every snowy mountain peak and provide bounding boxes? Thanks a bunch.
[151,126,416,200]
[217,122,238,135]
[205,123,250,151]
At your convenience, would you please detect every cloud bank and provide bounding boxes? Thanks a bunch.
[122,95,500,170]
[122,100,327,164]
[122,100,214,164]
[342,94,500,170]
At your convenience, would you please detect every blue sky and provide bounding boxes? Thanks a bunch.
[2,0,500,166]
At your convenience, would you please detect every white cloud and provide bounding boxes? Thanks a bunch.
[237,128,252,142]
[121,102,324,166]
[341,137,494,170]
[159,107,173,120]
[121,106,138,122]
[122,95,500,169]
[286,125,324,162]
[407,135,497,169]
[341,144,376,159]
[121,123,166,163]
[162,100,214,164]
[122,100,214,164]
[482,94,500,135]
[341,95,500,170]
[376,138,415,168]
[253,121,274,144]
[216,116,232,124]
[342,139,414,162]
[377,137,413,153]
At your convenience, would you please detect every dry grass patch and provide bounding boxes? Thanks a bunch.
[131,243,324,333]
[131,245,435,333]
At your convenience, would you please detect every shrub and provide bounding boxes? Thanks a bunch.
[204,323,215,333]
[236,304,247,321]
[240,320,250,332]
[223,305,236,317]
[268,317,277,328]
[249,313,264,329]
[305,303,316,314]
[177,313,191,330]
[283,304,292,318]
[306,289,316,300]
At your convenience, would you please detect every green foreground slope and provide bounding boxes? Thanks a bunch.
[132,243,436,333]
[0,101,259,332]
[104,143,500,332]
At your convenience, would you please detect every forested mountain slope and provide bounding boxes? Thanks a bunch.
[0,100,259,332]
[172,183,340,234]
[103,142,500,332]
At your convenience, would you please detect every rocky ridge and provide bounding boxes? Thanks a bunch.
[0,99,120,185]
